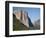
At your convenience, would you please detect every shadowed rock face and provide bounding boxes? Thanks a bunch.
[28,17,33,27]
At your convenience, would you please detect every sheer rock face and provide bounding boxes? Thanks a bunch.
[14,10,29,28]
[13,14,29,30]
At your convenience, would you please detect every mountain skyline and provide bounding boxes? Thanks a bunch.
[13,7,40,23]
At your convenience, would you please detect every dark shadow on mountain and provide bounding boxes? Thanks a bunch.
[28,17,33,27]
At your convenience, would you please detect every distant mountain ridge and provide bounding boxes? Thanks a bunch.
[33,19,40,30]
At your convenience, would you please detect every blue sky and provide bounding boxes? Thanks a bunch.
[13,7,40,23]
